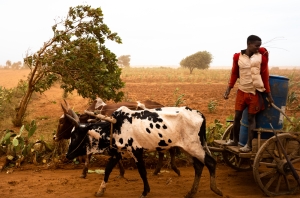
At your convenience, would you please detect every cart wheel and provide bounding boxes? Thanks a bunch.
[253,133,300,196]
[222,124,233,140]
[222,124,252,171]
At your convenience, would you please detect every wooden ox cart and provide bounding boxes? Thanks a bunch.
[210,75,300,196]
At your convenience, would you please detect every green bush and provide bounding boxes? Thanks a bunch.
[0,120,51,168]
[208,100,218,113]
[0,79,28,121]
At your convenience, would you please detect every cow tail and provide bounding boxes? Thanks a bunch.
[199,114,206,146]
[200,114,212,156]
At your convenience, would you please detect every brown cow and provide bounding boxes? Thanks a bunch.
[55,99,180,178]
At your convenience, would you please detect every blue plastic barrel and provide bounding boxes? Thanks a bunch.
[239,75,289,146]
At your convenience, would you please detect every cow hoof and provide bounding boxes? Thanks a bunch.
[211,187,223,196]
[173,169,181,176]
[184,191,195,198]
[139,194,147,198]
[152,170,159,176]
[80,174,86,179]
[115,175,124,179]
[95,190,105,197]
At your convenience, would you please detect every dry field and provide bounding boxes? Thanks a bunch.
[0,68,299,198]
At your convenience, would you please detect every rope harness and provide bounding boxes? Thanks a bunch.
[57,124,73,140]
[68,123,114,156]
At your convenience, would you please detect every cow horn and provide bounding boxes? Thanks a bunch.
[63,99,70,110]
[65,114,79,128]
[70,109,80,123]
[84,110,116,124]
[61,103,69,115]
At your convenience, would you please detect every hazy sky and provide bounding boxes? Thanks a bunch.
[0,0,299,67]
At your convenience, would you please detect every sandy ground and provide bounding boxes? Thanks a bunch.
[0,163,293,198]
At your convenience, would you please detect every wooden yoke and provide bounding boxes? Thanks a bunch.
[84,110,117,124]
[84,110,116,148]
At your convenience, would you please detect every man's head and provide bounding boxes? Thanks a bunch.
[247,35,262,54]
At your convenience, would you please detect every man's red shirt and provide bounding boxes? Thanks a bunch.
[228,47,271,93]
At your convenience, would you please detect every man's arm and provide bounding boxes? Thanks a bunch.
[224,53,239,99]
[260,51,274,104]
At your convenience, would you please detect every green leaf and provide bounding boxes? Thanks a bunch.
[12,138,19,146]
[28,122,37,139]
[3,132,11,141]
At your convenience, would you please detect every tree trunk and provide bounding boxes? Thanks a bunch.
[189,68,194,74]
[13,87,34,127]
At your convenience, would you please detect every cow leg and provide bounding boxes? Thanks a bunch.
[95,153,122,197]
[117,160,125,178]
[204,153,223,196]
[169,147,180,176]
[80,154,91,178]
[153,152,164,175]
[133,149,150,198]
[184,157,204,198]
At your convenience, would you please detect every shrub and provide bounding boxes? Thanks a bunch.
[208,100,218,113]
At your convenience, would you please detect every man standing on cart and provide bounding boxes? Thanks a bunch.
[223,35,274,152]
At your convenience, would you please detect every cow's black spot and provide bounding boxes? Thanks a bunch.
[168,139,172,143]
[119,138,123,144]
[185,106,192,111]
[132,110,163,123]
[176,111,179,113]
[158,140,168,147]
[128,138,134,146]
[155,108,162,111]
[146,128,151,133]
[158,133,163,138]
[156,147,164,151]
[163,124,167,129]
[156,124,160,129]
[150,123,153,129]
[112,110,132,135]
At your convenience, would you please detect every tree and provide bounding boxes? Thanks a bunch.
[6,60,12,69]
[11,61,22,69]
[13,5,124,126]
[180,51,213,74]
[117,55,131,68]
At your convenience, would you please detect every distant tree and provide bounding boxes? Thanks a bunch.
[117,55,131,68]
[11,61,22,69]
[6,60,12,68]
[180,51,213,74]
[13,5,124,126]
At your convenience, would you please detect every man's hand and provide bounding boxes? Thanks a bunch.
[223,87,232,99]
[267,92,274,106]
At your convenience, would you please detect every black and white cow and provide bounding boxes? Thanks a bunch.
[66,106,223,198]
